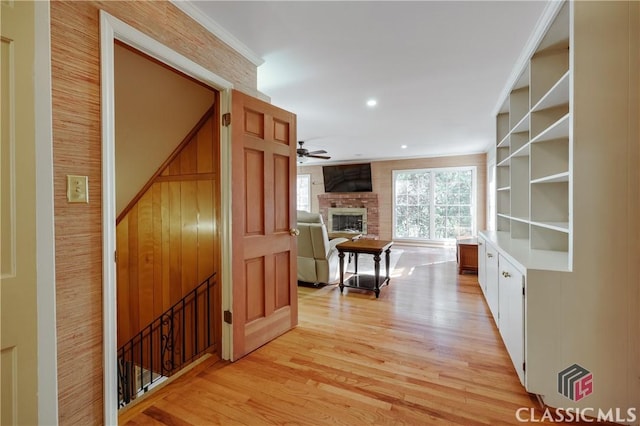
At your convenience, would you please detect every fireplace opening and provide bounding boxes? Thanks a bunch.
[328,207,367,234]
[332,215,363,233]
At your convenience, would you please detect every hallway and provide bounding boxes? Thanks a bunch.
[119,245,544,425]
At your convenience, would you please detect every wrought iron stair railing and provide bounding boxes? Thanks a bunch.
[117,273,218,408]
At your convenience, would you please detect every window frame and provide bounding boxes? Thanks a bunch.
[392,166,477,243]
[296,174,311,212]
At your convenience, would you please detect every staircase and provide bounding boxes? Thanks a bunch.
[117,273,218,408]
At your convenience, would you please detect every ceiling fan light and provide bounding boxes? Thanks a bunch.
[297,156,308,164]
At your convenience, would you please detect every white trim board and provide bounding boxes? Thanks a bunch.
[99,11,234,424]
[35,1,59,423]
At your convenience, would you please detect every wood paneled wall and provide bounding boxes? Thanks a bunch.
[298,153,487,240]
[50,1,256,423]
[116,112,220,348]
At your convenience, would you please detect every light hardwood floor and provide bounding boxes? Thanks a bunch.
[119,245,546,425]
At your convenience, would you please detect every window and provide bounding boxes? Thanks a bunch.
[393,167,476,241]
[296,174,311,212]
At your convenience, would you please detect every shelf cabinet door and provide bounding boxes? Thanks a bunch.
[485,245,499,323]
[478,237,486,293]
[498,255,525,385]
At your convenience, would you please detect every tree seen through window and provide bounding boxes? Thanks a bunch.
[394,168,474,240]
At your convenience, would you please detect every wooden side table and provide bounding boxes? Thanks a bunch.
[456,237,478,274]
[336,239,393,298]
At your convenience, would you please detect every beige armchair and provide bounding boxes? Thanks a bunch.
[297,211,348,285]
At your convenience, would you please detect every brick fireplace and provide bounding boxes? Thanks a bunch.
[318,193,379,239]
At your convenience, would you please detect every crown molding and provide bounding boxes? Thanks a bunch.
[492,1,566,116]
[170,0,264,67]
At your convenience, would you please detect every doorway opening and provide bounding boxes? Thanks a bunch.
[113,42,221,407]
[100,11,234,423]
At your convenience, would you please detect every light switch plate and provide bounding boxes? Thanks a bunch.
[67,175,89,203]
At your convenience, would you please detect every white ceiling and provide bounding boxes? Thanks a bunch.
[191,1,549,164]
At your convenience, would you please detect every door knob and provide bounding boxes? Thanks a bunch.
[289,228,300,236]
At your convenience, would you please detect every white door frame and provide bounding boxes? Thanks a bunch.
[34,1,58,424]
[99,12,234,424]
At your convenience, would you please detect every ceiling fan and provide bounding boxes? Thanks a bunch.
[297,141,331,162]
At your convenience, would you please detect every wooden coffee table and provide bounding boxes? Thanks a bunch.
[336,239,393,298]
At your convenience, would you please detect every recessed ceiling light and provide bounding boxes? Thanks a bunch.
[366,99,377,107]
[401,145,408,149]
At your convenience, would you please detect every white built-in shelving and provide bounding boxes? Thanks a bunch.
[486,0,570,267]
[480,1,639,411]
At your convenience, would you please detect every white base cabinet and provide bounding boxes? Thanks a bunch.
[484,242,499,324]
[497,255,524,385]
[477,238,486,291]
[478,235,525,386]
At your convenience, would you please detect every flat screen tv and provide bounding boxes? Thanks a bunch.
[323,163,372,193]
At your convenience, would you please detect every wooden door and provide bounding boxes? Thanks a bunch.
[230,90,297,359]
[1,1,39,424]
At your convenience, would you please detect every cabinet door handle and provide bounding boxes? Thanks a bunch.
[487,253,494,258]
[502,271,511,278]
